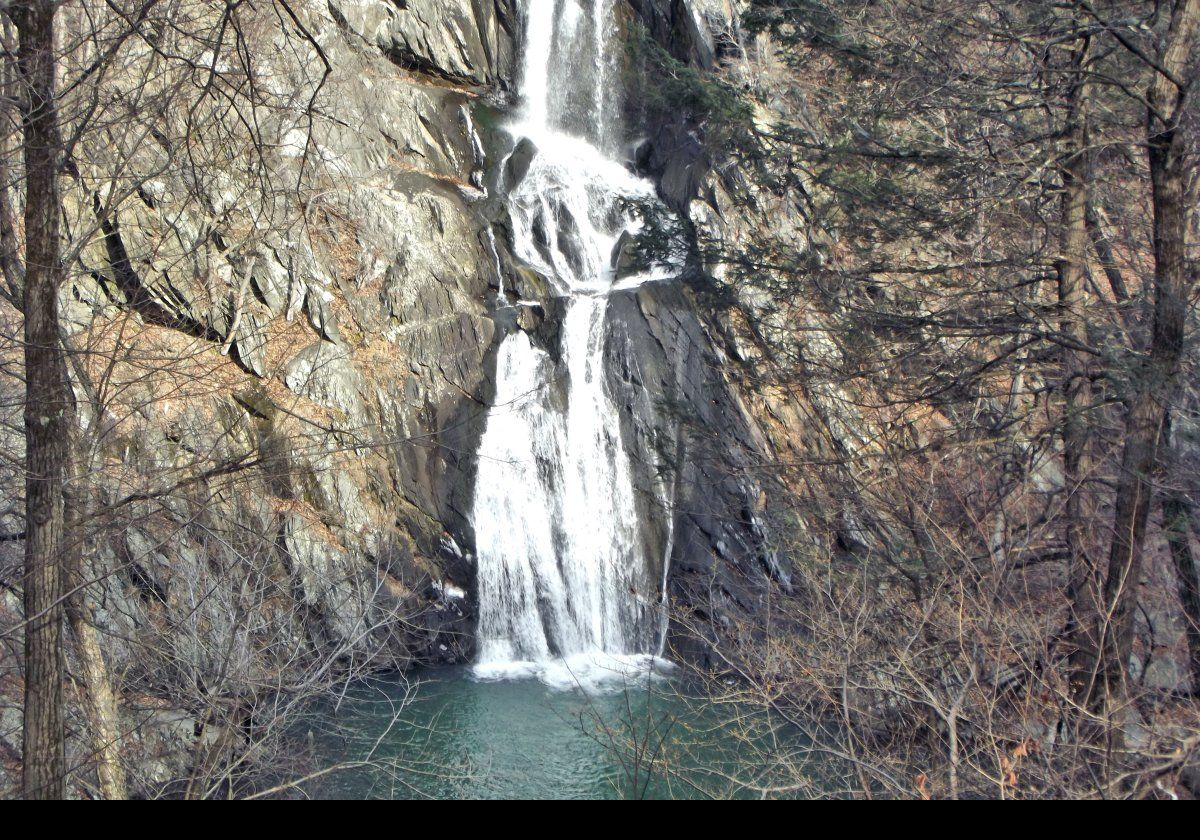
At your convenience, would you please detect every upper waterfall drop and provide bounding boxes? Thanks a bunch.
[470,0,674,688]
[516,0,620,154]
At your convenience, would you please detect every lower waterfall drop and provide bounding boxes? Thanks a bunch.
[470,0,674,688]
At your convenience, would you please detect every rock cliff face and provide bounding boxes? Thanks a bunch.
[0,0,785,792]
[52,0,527,672]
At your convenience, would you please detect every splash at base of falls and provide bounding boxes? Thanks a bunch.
[472,652,675,694]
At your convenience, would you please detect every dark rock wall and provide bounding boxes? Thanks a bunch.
[605,282,786,666]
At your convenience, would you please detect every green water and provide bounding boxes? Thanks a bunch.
[304,667,821,799]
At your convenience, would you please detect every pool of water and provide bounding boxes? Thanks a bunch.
[303,665,822,799]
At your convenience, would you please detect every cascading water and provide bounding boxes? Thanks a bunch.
[471,0,673,687]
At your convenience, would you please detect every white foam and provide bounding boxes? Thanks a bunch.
[471,652,675,694]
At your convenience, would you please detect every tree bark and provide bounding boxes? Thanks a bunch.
[1093,0,1200,713]
[0,18,23,303]
[13,0,71,800]
[64,491,127,800]
[1059,34,1101,696]
[65,594,128,798]
[61,352,128,798]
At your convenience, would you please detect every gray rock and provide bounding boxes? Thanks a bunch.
[1144,653,1190,693]
[233,309,271,378]
[283,341,366,417]
[10,2,811,798]
[611,229,647,280]
[329,0,516,87]
[503,137,538,190]
[605,283,788,666]
[251,251,291,316]
[304,291,343,345]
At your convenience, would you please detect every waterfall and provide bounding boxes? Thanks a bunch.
[471,0,672,688]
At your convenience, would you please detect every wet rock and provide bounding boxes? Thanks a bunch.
[511,264,552,301]
[503,137,538,190]
[611,229,648,280]
[624,0,737,213]
[516,302,544,332]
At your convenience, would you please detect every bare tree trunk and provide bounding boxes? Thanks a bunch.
[64,492,127,800]
[0,18,22,303]
[1094,0,1200,714]
[13,0,70,800]
[64,603,128,798]
[60,351,128,798]
[1059,34,1100,695]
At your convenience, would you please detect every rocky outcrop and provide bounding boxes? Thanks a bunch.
[55,0,518,666]
[625,0,743,211]
[61,0,788,675]
[329,0,517,87]
[628,0,740,71]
